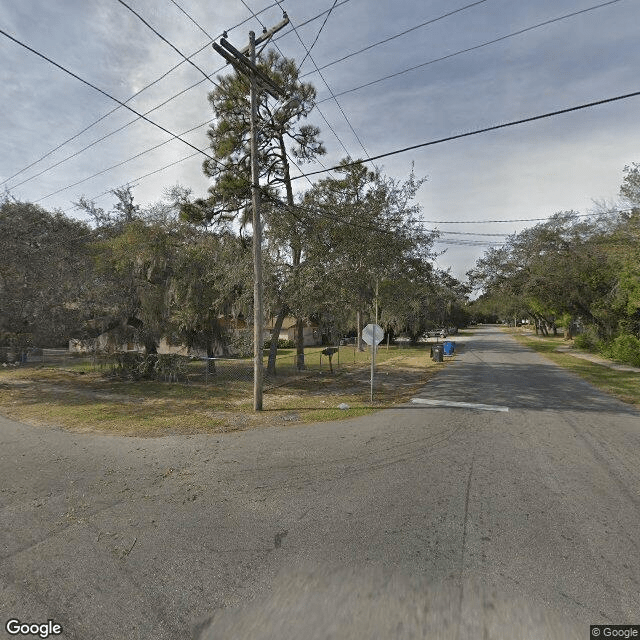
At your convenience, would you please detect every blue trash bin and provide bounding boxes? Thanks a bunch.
[443,341,455,356]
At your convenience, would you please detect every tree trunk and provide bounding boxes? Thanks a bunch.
[267,306,287,375]
[144,338,158,354]
[206,342,216,376]
[279,132,306,373]
[295,318,305,370]
[209,318,226,357]
[565,320,574,341]
[356,310,364,351]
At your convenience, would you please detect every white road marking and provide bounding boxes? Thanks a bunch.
[410,398,509,412]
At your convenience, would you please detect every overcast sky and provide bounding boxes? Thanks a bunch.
[2,0,639,280]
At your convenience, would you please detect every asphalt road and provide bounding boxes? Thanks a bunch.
[1,326,639,639]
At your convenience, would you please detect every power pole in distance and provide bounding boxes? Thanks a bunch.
[212,14,289,411]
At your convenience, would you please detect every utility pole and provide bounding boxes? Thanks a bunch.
[371,279,378,403]
[249,30,263,411]
[212,15,289,411]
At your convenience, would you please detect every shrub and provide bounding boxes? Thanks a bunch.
[607,334,640,367]
[264,338,295,349]
[574,327,601,352]
[229,330,253,358]
[107,352,188,381]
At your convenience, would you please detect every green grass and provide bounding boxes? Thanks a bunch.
[507,329,640,408]
[0,344,451,436]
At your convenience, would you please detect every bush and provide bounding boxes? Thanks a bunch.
[264,337,295,349]
[606,334,640,367]
[574,327,601,352]
[107,352,188,381]
[229,330,253,358]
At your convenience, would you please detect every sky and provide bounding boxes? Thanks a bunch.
[1,0,639,282]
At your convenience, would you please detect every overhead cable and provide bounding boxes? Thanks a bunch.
[315,0,627,105]
[34,120,213,203]
[214,0,351,177]
[297,0,339,70]
[291,88,640,181]
[116,0,218,83]
[301,0,491,79]
[0,4,281,187]
[3,0,347,188]
[64,149,205,214]
[280,0,370,160]
[0,28,218,166]
[417,208,636,224]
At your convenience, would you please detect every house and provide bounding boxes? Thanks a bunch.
[69,334,143,354]
[70,314,324,355]
[285,318,323,347]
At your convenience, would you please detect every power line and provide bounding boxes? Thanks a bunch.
[435,238,504,246]
[249,0,354,47]
[34,120,212,203]
[297,0,339,70]
[4,0,614,194]
[209,0,348,181]
[2,3,357,204]
[291,88,640,181]
[168,0,215,40]
[64,149,205,215]
[301,0,491,79]
[32,83,640,214]
[121,0,321,197]
[8,77,217,192]
[249,0,360,163]
[268,194,428,238]
[116,0,345,191]
[0,0,496,193]
[1,5,281,188]
[279,1,370,160]
[315,0,627,105]
[260,0,356,160]
[0,28,218,166]
[9,0,626,209]
[117,0,218,84]
[435,230,510,235]
[26,2,330,207]
[418,209,636,224]
[0,44,208,187]
[6,0,355,192]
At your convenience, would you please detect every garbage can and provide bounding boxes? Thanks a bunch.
[432,345,443,362]
[443,341,455,356]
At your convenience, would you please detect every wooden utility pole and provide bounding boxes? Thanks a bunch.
[212,15,289,411]
[248,30,263,411]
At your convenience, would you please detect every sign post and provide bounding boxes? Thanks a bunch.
[362,323,384,402]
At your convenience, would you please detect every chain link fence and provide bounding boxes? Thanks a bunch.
[0,347,98,367]
[189,343,401,385]
[1,343,405,385]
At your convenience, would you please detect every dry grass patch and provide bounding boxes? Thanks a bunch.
[0,346,453,435]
